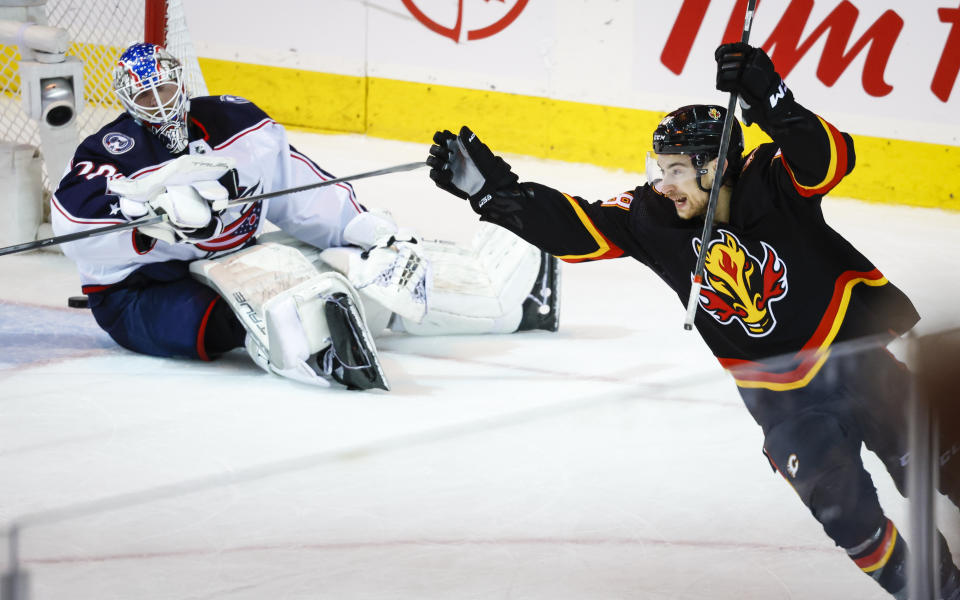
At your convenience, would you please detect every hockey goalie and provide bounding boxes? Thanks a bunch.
[50,43,559,391]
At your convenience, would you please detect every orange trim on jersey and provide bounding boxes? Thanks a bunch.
[778,116,849,198]
[196,297,220,362]
[854,520,898,573]
[718,269,888,391]
[554,193,625,263]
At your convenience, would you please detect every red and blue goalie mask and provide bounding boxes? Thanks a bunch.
[112,43,189,153]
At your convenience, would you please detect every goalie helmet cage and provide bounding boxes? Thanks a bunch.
[0,0,207,191]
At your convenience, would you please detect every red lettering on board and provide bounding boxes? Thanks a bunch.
[661,0,911,99]
[662,0,711,75]
[933,3,960,102]
[722,0,764,44]
[764,0,902,97]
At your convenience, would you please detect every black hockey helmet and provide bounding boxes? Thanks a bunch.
[652,104,744,186]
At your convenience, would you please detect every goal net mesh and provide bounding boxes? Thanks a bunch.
[0,0,206,189]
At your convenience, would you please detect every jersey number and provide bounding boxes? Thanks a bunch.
[74,161,119,181]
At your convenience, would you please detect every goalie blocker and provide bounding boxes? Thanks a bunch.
[191,222,559,390]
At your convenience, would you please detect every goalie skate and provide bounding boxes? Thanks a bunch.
[319,292,389,391]
[517,251,560,332]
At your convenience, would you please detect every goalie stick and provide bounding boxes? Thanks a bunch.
[0,161,427,258]
[683,0,758,331]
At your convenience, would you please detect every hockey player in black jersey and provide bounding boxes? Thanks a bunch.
[427,42,960,599]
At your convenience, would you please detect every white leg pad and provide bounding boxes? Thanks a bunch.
[254,225,542,337]
[256,231,396,335]
[190,242,373,386]
[259,271,366,386]
[398,223,541,335]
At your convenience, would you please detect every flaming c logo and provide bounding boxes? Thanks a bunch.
[693,230,788,337]
[401,0,529,43]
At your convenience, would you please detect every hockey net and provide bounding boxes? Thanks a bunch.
[0,0,206,189]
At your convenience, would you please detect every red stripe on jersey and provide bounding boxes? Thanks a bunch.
[854,520,898,572]
[190,117,210,141]
[779,116,849,198]
[290,152,362,214]
[195,228,257,252]
[132,229,156,254]
[50,194,125,226]
[196,296,220,362]
[195,201,262,252]
[559,229,625,263]
[718,269,888,390]
[128,158,175,180]
[81,284,113,294]
[213,119,275,151]
[555,193,625,262]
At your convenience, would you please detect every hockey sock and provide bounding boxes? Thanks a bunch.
[846,518,907,599]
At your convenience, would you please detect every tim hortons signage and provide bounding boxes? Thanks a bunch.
[664,0,960,102]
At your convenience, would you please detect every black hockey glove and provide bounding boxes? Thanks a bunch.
[427,126,518,211]
[715,42,794,127]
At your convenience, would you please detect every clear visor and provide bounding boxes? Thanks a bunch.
[645,152,701,189]
[116,67,186,125]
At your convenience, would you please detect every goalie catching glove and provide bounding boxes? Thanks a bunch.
[427,126,518,211]
[108,154,236,244]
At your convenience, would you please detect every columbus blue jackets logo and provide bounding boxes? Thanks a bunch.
[195,183,263,252]
[692,230,788,337]
[220,95,250,104]
[102,132,135,155]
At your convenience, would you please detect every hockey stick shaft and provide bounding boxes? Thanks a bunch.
[683,0,758,331]
[0,161,428,257]
[224,161,427,208]
[0,215,166,257]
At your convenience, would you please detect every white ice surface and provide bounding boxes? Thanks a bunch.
[1,131,959,600]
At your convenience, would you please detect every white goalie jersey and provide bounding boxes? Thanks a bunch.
[52,95,363,290]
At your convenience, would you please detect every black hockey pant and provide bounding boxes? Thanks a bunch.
[737,345,959,596]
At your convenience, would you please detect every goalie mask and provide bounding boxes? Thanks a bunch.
[113,43,189,153]
[649,104,743,192]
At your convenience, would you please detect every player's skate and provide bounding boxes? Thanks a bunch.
[317,292,389,391]
[517,251,560,332]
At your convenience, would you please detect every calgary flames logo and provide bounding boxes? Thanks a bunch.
[693,230,788,337]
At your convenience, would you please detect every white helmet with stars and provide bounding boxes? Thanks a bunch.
[112,43,190,153]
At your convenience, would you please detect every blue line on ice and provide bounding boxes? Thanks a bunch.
[0,301,115,368]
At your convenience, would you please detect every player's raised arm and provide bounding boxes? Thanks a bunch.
[715,43,855,198]
[427,126,632,262]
